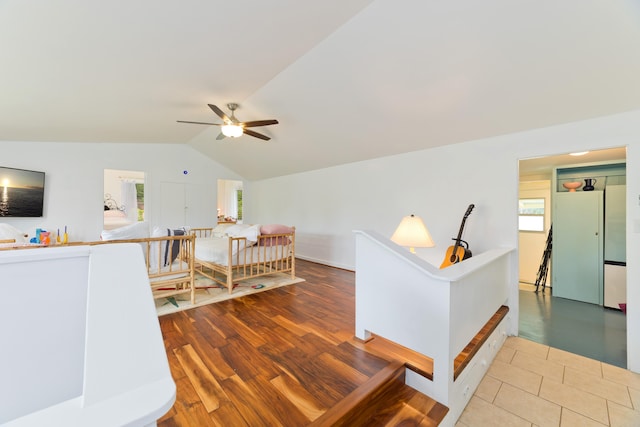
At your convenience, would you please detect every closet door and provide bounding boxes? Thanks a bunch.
[552,192,603,305]
[160,182,211,227]
[184,183,209,226]
[160,182,186,227]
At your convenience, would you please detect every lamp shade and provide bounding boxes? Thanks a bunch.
[221,124,243,138]
[391,214,435,252]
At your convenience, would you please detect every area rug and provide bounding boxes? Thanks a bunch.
[155,273,305,316]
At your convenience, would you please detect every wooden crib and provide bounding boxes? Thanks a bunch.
[190,225,296,294]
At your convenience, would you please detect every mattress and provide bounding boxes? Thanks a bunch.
[194,237,250,265]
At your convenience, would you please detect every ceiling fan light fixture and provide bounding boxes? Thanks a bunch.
[221,123,243,138]
[178,103,276,141]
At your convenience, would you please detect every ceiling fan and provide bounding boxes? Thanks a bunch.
[177,103,278,141]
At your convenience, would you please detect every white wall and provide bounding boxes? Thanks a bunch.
[0,141,242,241]
[247,109,640,372]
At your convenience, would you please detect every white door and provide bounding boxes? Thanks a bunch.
[184,183,210,226]
[161,182,212,227]
[160,182,186,227]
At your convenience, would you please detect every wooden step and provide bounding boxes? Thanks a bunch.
[453,305,509,380]
[309,359,448,427]
[325,305,510,426]
[354,304,510,382]
[353,334,434,380]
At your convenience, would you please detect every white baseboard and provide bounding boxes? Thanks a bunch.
[295,254,354,272]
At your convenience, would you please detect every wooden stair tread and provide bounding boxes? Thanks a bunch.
[453,305,509,380]
[355,305,509,383]
[310,359,448,427]
[354,334,435,380]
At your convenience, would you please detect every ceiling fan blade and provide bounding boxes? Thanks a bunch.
[243,128,270,141]
[241,119,279,128]
[208,104,230,122]
[177,120,221,126]
[216,132,226,140]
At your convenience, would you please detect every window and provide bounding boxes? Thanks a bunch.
[135,182,145,221]
[518,198,545,232]
[236,189,243,221]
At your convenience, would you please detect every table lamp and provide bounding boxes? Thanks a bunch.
[391,214,435,253]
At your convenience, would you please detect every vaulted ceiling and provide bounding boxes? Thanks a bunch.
[1,1,639,180]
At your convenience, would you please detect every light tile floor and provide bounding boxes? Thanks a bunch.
[457,336,640,426]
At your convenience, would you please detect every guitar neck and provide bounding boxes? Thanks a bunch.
[453,218,468,244]
[451,205,474,254]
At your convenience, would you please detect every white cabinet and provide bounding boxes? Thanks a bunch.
[552,192,603,305]
[552,162,625,307]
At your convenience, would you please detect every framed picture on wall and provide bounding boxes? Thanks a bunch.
[0,166,45,217]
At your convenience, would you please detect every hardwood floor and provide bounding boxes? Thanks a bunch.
[157,259,446,426]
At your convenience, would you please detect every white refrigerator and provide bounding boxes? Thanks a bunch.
[604,185,626,309]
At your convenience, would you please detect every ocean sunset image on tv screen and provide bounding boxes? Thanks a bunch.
[0,166,45,217]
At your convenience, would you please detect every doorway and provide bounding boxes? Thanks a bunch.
[217,179,243,223]
[518,147,627,367]
[103,169,144,230]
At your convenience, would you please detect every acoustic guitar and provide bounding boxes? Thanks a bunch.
[440,204,475,269]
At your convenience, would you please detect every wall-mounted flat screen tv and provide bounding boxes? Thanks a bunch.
[0,166,45,217]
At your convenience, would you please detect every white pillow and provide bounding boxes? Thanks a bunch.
[0,223,27,243]
[101,221,150,260]
[212,223,234,238]
[226,224,261,244]
[100,221,149,241]
[150,227,185,270]
[223,223,248,235]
